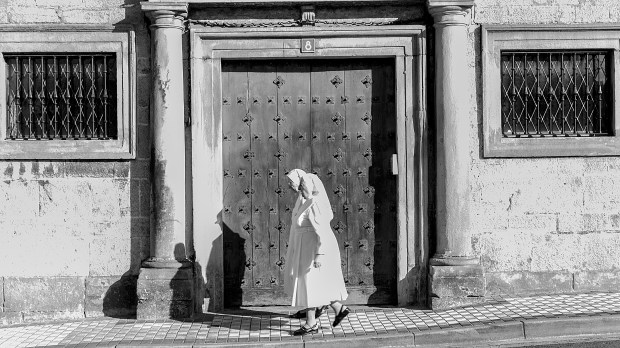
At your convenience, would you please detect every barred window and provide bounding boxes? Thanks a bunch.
[501,51,612,138]
[5,54,117,140]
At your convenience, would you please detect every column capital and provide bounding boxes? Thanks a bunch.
[427,0,474,26]
[141,2,188,30]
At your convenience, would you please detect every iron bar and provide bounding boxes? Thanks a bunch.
[103,56,108,138]
[501,50,611,138]
[65,55,70,139]
[40,56,46,139]
[561,54,565,135]
[511,54,516,136]
[4,53,117,140]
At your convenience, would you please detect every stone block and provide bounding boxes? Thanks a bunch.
[138,79,151,108]
[136,266,195,319]
[0,180,39,219]
[430,276,484,298]
[129,179,142,216]
[39,161,65,178]
[430,265,484,278]
[36,0,84,7]
[474,231,534,272]
[507,213,557,232]
[430,296,486,311]
[131,159,151,180]
[61,9,124,24]
[4,277,85,312]
[131,217,150,238]
[0,312,24,326]
[429,265,485,310]
[9,7,60,23]
[85,275,137,318]
[118,179,131,218]
[137,106,150,127]
[38,180,94,219]
[88,237,131,276]
[136,297,193,320]
[530,232,620,272]
[90,179,124,221]
[0,277,3,311]
[139,179,151,217]
[137,126,151,160]
[485,271,573,296]
[137,57,151,76]
[130,236,150,274]
[22,311,84,323]
[65,162,115,178]
[115,162,130,178]
[584,175,620,211]
[0,233,89,277]
[505,177,583,215]
[574,270,620,292]
[0,162,15,179]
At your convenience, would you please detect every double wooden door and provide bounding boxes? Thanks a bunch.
[222,59,397,307]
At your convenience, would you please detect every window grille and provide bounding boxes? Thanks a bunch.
[5,54,117,140]
[501,51,612,138]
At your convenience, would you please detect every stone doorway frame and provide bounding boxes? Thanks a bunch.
[189,25,429,311]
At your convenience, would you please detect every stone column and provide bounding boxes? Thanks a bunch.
[427,0,484,309]
[137,2,193,319]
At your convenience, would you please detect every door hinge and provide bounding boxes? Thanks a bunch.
[391,154,398,175]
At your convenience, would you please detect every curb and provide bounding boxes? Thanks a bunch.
[11,315,620,347]
[193,315,620,348]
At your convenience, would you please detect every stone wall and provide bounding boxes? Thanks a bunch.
[0,0,151,324]
[469,0,620,296]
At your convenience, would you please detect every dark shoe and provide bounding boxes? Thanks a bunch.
[290,306,329,319]
[293,323,319,336]
[332,306,350,327]
[290,310,306,319]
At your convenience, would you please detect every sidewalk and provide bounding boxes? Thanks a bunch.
[1,292,620,347]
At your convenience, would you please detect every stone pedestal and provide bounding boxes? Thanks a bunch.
[137,2,193,320]
[427,0,484,309]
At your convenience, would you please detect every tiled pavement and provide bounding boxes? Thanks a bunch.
[1,292,620,347]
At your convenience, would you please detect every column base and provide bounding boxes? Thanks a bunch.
[429,259,485,310]
[136,259,195,319]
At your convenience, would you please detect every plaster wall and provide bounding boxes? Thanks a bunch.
[469,0,620,295]
[0,0,152,324]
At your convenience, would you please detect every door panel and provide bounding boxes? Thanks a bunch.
[222,59,397,307]
[222,62,253,306]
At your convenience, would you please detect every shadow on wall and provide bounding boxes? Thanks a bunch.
[100,0,149,319]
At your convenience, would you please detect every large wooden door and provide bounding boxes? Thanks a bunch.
[222,59,397,307]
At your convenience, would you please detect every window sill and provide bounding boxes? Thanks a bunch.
[482,24,620,158]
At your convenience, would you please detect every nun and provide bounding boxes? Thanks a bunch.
[283,169,350,336]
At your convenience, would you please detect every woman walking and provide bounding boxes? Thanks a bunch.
[284,169,350,336]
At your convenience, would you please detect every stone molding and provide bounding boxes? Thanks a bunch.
[427,0,473,27]
[190,18,411,27]
[141,2,188,30]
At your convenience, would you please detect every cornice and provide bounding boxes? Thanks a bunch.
[141,2,189,13]
[141,2,189,30]
[426,0,474,8]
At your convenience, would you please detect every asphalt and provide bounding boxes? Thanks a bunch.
[1,292,620,347]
